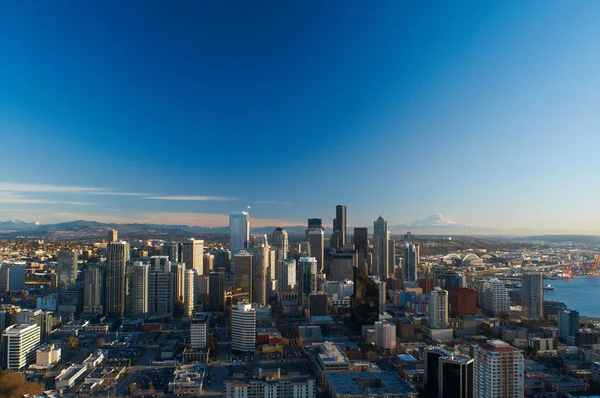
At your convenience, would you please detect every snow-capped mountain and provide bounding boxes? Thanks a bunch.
[0,220,40,231]
[409,213,461,227]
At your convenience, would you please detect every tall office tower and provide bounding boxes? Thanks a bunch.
[308,292,329,318]
[278,259,297,292]
[183,269,196,317]
[308,229,325,273]
[57,248,78,286]
[148,264,174,318]
[250,234,268,248]
[424,346,452,395]
[267,249,277,296]
[331,204,347,249]
[231,302,256,353]
[203,253,214,275]
[0,264,26,292]
[108,229,118,243]
[213,249,231,271]
[83,265,104,314]
[1,324,40,369]
[234,251,253,297]
[306,218,323,241]
[208,272,225,311]
[196,274,210,310]
[182,238,204,274]
[252,245,268,305]
[374,321,396,350]
[439,271,466,290]
[352,265,380,325]
[439,355,474,398]
[375,278,386,314]
[403,243,419,283]
[59,282,84,314]
[429,288,449,329]
[298,257,318,300]
[229,211,250,268]
[105,241,129,318]
[353,227,369,258]
[190,316,207,349]
[329,251,357,281]
[373,216,389,277]
[271,227,289,261]
[482,279,510,316]
[388,238,395,271]
[172,263,186,304]
[521,271,543,319]
[16,310,51,344]
[161,242,180,263]
[558,309,580,341]
[474,340,524,398]
[129,262,150,319]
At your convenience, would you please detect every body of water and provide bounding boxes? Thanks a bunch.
[544,276,600,317]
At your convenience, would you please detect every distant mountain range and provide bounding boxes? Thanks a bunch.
[0,214,596,240]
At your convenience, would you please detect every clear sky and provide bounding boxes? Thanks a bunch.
[1,1,600,231]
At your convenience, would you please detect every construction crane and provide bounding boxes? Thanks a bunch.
[227,289,249,337]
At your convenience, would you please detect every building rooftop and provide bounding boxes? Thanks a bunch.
[481,339,521,353]
[316,342,349,364]
[327,372,416,396]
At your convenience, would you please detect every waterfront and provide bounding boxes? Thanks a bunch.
[544,276,600,317]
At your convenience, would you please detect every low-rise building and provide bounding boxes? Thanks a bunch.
[223,368,316,398]
[168,364,207,395]
[36,344,62,367]
[55,365,88,390]
[327,372,417,398]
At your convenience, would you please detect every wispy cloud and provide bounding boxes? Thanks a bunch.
[144,195,238,201]
[0,193,93,205]
[0,182,145,196]
[253,200,291,205]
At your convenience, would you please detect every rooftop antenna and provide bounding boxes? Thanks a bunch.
[246,205,251,215]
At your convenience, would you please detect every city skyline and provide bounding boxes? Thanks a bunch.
[2,2,600,232]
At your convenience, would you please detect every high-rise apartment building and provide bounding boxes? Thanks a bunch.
[277,259,296,292]
[308,229,325,273]
[129,262,150,319]
[83,265,104,314]
[183,269,196,317]
[473,340,524,398]
[182,238,204,274]
[403,243,419,283]
[190,315,207,349]
[521,271,543,319]
[558,309,580,342]
[231,302,256,353]
[161,242,180,263]
[234,251,253,298]
[57,248,78,286]
[429,288,449,329]
[105,241,129,318]
[449,288,477,317]
[271,227,289,261]
[373,216,389,277]
[374,321,396,350]
[2,324,40,369]
[16,310,52,344]
[331,205,347,249]
[299,257,318,299]
[229,212,250,270]
[148,260,174,318]
[482,279,510,316]
[252,245,269,305]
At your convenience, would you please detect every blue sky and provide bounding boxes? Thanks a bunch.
[1,1,600,231]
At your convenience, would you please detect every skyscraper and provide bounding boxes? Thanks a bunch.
[429,288,449,329]
[161,242,180,263]
[521,271,543,319]
[439,355,474,398]
[482,279,510,316]
[208,272,225,311]
[277,259,296,292]
[183,269,196,317]
[308,229,325,273]
[388,237,395,272]
[1,324,40,369]
[474,340,524,398]
[373,216,389,277]
[105,241,129,318]
[558,309,580,342]
[234,251,253,298]
[83,265,104,314]
[308,292,329,318]
[229,211,250,270]
[271,227,289,262]
[108,229,118,243]
[57,248,78,286]
[353,227,369,258]
[182,238,204,274]
[129,262,150,320]
[403,243,419,283]
[148,259,174,318]
[298,257,318,299]
[231,302,256,353]
[306,218,323,241]
[352,264,380,326]
[331,205,347,249]
[329,251,357,281]
[252,245,269,305]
